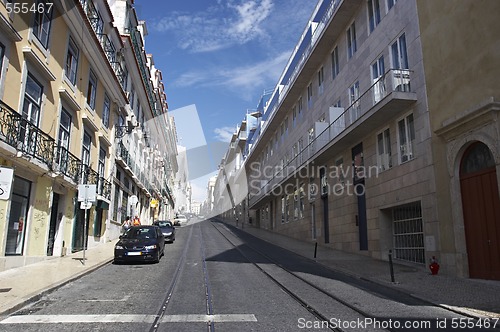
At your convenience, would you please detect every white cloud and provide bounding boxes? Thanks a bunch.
[213,126,236,142]
[172,50,291,100]
[149,0,274,53]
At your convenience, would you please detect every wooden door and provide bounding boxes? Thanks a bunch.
[460,142,500,280]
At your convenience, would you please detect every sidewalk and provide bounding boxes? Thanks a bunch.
[0,240,117,316]
[227,221,500,319]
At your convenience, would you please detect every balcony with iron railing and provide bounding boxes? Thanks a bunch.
[0,100,112,200]
[247,68,416,207]
[78,0,126,92]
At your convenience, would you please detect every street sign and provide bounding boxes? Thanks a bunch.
[80,202,92,210]
[0,166,14,200]
[129,195,138,205]
[78,184,97,202]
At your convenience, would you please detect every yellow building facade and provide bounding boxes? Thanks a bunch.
[0,0,176,272]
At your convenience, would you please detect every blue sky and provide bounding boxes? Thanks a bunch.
[134,0,318,201]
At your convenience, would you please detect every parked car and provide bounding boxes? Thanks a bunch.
[173,214,188,226]
[114,225,165,263]
[154,220,176,242]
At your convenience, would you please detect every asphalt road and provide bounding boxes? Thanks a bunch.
[0,219,476,332]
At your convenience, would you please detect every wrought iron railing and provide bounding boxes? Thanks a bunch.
[0,100,55,165]
[1,99,111,200]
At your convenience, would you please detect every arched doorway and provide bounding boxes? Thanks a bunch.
[460,142,500,280]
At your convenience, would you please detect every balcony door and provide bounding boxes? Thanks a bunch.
[20,74,42,155]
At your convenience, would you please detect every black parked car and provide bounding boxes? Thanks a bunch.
[154,220,176,242]
[114,225,165,263]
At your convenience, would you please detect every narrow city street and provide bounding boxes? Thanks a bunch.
[0,219,483,332]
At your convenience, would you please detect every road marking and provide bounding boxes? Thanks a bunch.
[78,295,131,302]
[0,315,155,324]
[162,314,258,323]
[0,314,257,324]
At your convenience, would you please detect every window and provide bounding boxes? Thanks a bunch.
[292,106,297,128]
[348,81,360,123]
[307,83,313,108]
[65,37,79,85]
[129,85,135,110]
[299,184,305,218]
[298,138,304,165]
[0,42,5,81]
[82,131,91,167]
[388,0,398,10]
[32,0,53,48]
[21,74,43,154]
[392,34,408,69]
[393,201,424,264]
[293,187,299,219]
[98,147,106,195]
[372,55,385,103]
[334,157,345,191]
[98,147,105,177]
[331,46,339,79]
[391,33,410,91]
[57,109,71,172]
[281,196,285,223]
[398,113,415,163]
[298,97,303,120]
[368,0,381,32]
[102,94,110,128]
[347,22,357,59]
[308,127,315,155]
[318,66,324,95]
[377,128,392,171]
[87,70,97,110]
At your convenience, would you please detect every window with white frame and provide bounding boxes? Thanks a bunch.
[298,96,303,120]
[348,81,360,123]
[372,55,385,103]
[82,131,91,167]
[98,147,106,179]
[298,138,304,165]
[391,33,410,91]
[347,22,357,59]
[292,105,297,128]
[307,83,313,108]
[102,94,110,128]
[32,0,53,48]
[318,66,324,95]
[65,37,79,85]
[331,46,339,79]
[299,183,305,218]
[368,0,381,32]
[334,157,344,191]
[87,70,97,110]
[57,108,71,171]
[21,74,43,154]
[377,128,392,171]
[398,113,415,163]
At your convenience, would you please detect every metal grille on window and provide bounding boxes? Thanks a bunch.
[392,201,424,264]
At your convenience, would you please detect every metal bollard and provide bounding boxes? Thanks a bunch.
[314,242,318,259]
[388,250,395,282]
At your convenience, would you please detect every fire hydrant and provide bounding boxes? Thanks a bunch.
[429,256,440,275]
